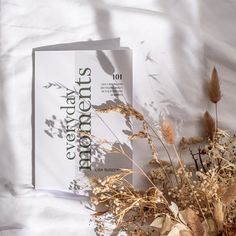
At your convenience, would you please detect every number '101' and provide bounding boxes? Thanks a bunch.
[113,74,123,80]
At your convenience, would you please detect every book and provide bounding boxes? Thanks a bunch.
[33,39,132,193]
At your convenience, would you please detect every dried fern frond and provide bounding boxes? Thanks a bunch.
[161,120,175,144]
[203,111,215,140]
[209,67,221,103]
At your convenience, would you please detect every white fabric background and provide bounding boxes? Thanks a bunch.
[0,0,236,235]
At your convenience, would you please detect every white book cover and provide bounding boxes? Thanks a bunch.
[33,48,132,193]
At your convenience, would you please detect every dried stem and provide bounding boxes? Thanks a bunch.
[172,144,208,225]
[144,120,179,185]
[215,103,218,130]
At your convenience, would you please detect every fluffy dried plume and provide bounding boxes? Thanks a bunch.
[185,208,204,236]
[203,111,215,140]
[179,136,204,150]
[209,67,221,103]
[161,120,175,144]
[213,201,224,232]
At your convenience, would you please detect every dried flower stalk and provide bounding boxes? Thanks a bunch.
[209,67,221,129]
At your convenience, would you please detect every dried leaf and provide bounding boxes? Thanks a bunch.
[161,215,173,234]
[92,210,108,216]
[185,208,204,236]
[222,181,236,205]
[150,216,164,228]
[203,111,215,140]
[209,67,221,103]
[213,201,224,232]
[179,230,193,236]
[169,202,179,218]
[167,223,189,236]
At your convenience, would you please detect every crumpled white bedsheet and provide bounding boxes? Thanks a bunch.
[1,0,236,235]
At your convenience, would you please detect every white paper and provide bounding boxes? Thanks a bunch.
[34,48,132,192]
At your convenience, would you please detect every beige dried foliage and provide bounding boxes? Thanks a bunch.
[90,169,169,235]
[222,181,236,205]
[160,215,173,234]
[180,136,204,150]
[96,104,144,121]
[201,218,216,236]
[203,111,215,140]
[209,67,221,103]
[179,230,193,236]
[128,131,147,140]
[161,120,175,144]
[88,75,236,235]
[185,208,204,236]
[213,201,224,232]
[150,216,164,228]
[143,122,159,160]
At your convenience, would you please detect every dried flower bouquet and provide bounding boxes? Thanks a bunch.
[77,68,236,236]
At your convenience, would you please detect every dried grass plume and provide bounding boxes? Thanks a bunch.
[161,120,175,144]
[203,111,215,140]
[209,67,221,103]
